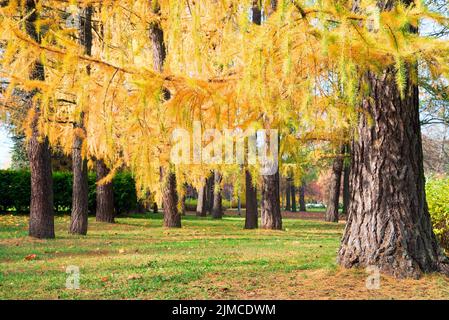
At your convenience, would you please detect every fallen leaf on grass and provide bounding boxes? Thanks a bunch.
[24,254,37,261]
[127,274,142,280]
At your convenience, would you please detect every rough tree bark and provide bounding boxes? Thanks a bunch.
[245,170,258,229]
[261,171,282,230]
[325,146,344,223]
[299,184,306,212]
[149,1,180,227]
[338,0,449,279]
[162,171,181,228]
[342,144,350,216]
[95,160,115,223]
[26,0,55,239]
[70,5,93,235]
[211,171,223,219]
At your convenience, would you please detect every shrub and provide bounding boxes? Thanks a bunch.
[185,197,197,212]
[53,171,72,212]
[112,172,138,214]
[0,170,139,215]
[426,176,449,251]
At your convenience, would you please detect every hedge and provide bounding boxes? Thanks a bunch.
[0,170,139,215]
[426,176,449,252]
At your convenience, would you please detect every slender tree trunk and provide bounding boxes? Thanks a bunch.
[245,170,258,229]
[70,5,92,235]
[325,147,344,222]
[162,171,181,228]
[211,171,223,219]
[26,0,54,239]
[261,171,282,230]
[196,179,207,217]
[206,172,214,215]
[152,202,158,213]
[291,183,297,212]
[285,179,291,211]
[299,184,306,212]
[70,133,88,234]
[149,2,180,227]
[180,186,186,216]
[338,0,449,278]
[95,160,115,223]
[342,144,350,216]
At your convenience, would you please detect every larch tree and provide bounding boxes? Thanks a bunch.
[149,0,180,228]
[93,3,115,224]
[260,0,282,231]
[244,1,263,230]
[338,0,449,278]
[25,0,54,239]
[70,5,93,235]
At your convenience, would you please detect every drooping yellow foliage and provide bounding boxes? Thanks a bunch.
[0,0,448,201]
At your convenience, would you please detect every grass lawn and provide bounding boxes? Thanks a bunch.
[1,213,449,300]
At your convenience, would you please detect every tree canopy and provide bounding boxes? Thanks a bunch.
[0,0,448,201]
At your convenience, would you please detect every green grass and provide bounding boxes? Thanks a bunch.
[1,213,449,300]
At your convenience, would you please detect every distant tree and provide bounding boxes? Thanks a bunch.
[10,134,29,170]
[211,171,223,219]
[324,146,344,223]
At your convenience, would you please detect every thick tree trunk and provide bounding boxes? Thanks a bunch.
[325,147,344,223]
[261,171,282,230]
[299,184,306,212]
[211,171,223,219]
[162,171,181,228]
[70,6,92,235]
[245,170,258,229]
[338,51,449,278]
[196,179,207,217]
[95,160,115,223]
[26,0,54,239]
[291,184,297,212]
[338,0,449,279]
[342,145,351,216]
[285,179,291,211]
[28,126,55,239]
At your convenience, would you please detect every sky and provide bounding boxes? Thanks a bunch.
[0,126,12,169]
